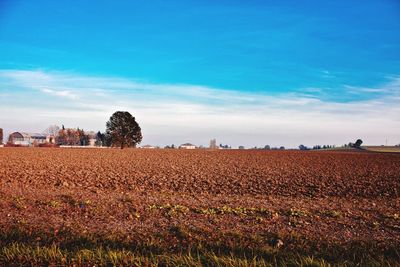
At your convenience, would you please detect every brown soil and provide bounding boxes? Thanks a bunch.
[0,148,399,263]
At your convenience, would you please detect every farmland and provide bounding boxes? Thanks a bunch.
[363,146,400,153]
[0,148,399,266]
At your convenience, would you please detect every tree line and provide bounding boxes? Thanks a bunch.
[299,139,363,150]
[53,111,142,149]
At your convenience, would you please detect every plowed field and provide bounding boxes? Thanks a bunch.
[0,148,399,265]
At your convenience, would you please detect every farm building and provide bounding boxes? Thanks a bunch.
[8,132,48,146]
[87,131,98,146]
[141,145,156,149]
[179,143,196,149]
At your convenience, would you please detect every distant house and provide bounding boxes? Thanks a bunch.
[141,145,156,149]
[46,135,56,144]
[179,143,196,149]
[86,131,97,146]
[8,132,47,146]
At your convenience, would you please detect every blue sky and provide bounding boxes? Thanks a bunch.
[0,0,399,147]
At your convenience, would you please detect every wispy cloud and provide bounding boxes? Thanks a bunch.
[344,76,400,95]
[40,88,79,99]
[0,69,399,147]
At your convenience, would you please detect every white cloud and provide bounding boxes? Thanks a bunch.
[344,76,400,95]
[40,88,79,100]
[0,69,399,147]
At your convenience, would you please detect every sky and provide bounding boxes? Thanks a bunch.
[0,0,399,147]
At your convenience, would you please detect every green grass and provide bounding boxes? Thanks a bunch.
[0,226,398,266]
[1,242,398,266]
[0,243,346,266]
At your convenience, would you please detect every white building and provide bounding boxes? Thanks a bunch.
[86,131,98,146]
[179,143,196,149]
[8,132,47,146]
[141,145,156,149]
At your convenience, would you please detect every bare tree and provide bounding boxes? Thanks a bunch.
[44,125,61,137]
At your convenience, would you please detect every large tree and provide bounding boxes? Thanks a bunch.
[354,139,363,148]
[106,111,142,149]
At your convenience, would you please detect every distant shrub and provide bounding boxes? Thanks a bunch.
[299,145,308,150]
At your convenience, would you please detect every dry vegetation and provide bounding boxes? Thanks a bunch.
[363,146,400,153]
[0,148,399,266]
